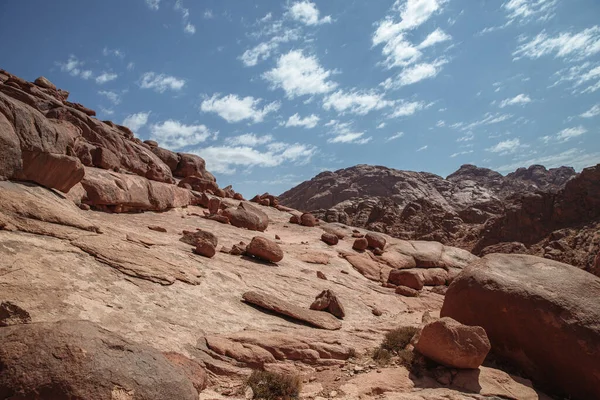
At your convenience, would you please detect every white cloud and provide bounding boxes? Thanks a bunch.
[495,148,600,173]
[263,50,337,98]
[486,138,526,154]
[102,48,125,58]
[127,62,135,71]
[200,94,280,124]
[259,13,272,23]
[418,28,451,48]
[551,63,600,94]
[377,122,386,129]
[544,126,588,143]
[139,72,186,92]
[322,90,394,115]
[416,145,428,151]
[203,9,214,19]
[225,133,274,147]
[450,150,474,157]
[57,55,93,79]
[99,107,114,116]
[95,72,118,85]
[122,112,151,132]
[327,132,372,144]
[145,0,160,10]
[451,113,513,131]
[240,29,300,67]
[504,0,558,24]
[98,90,121,105]
[195,142,316,174]
[149,120,214,149]
[288,1,332,26]
[436,120,445,127]
[174,0,195,34]
[499,93,532,108]
[386,132,405,141]
[513,26,600,61]
[388,100,426,118]
[381,59,447,88]
[284,113,320,128]
[184,23,196,34]
[581,104,600,118]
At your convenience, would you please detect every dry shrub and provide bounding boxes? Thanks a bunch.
[373,326,419,366]
[246,370,302,400]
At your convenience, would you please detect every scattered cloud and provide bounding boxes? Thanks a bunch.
[499,93,532,108]
[486,138,526,154]
[386,132,405,141]
[580,104,600,118]
[381,59,447,89]
[145,0,160,11]
[98,90,122,105]
[263,50,337,98]
[203,9,214,19]
[95,72,118,85]
[127,62,135,71]
[504,0,558,24]
[149,120,215,149]
[376,122,386,129]
[451,113,513,131]
[322,90,394,115]
[416,145,428,151]
[200,94,280,123]
[450,150,474,157]
[542,126,588,143]
[388,100,427,118]
[240,29,300,67]
[284,113,320,128]
[418,28,451,48]
[196,142,316,174]
[57,55,92,79]
[225,133,274,147]
[122,112,151,131]
[102,48,125,58]
[174,0,195,34]
[513,26,600,61]
[288,1,332,26]
[139,72,186,92]
[551,62,600,94]
[325,119,371,144]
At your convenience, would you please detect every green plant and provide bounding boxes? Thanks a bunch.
[246,370,302,400]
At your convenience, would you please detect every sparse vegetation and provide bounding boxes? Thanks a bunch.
[373,326,420,366]
[246,370,302,400]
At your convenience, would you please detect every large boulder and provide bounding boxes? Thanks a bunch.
[442,254,600,400]
[246,236,283,263]
[174,153,210,179]
[223,202,269,232]
[414,317,491,369]
[152,146,180,172]
[0,320,200,400]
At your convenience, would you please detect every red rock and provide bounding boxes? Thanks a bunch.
[310,289,345,319]
[317,271,327,280]
[208,197,221,215]
[352,232,364,238]
[144,140,158,148]
[365,232,386,250]
[205,214,230,224]
[259,198,270,206]
[388,269,424,290]
[246,236,283,263]
[442,254,600,399]
[372,308,383,316]
[301,213,317,227]
[33,76,56,90]
[152,146,180,172]
[275,234,281,240]
[395,285,419,297]
[230,244,246,256]
[352,237,368,251]
[414,317,491,369]
[65,101,96,116]
[174,153,209,179]
[321,232,339,246]
[233,193,243,200]
[148,225,167,233]
[163,352,208,394]
[15,151,84,193]
[223,203,268,232]
[289,214,301,224]
[214,188,226,198]
[178,176,219,193]
[0,111,22,180]
[194,239,216,258]
[239,202,269,231]
[92,146,120,171]
[180,229,218,248]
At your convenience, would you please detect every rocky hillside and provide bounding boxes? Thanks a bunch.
[1,70,599,400]
[279,163,600,275]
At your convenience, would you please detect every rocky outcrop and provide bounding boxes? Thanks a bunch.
[442,254,600,399]
[0,320,200,400]
[414,317,491,369]
[242,291,342,330]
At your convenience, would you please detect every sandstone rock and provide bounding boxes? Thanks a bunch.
[353,237,368,251]
[246,236,283,263]
[181,229,218,248]
[310,289,345,319]
[163,352,208,394]
[414,317,491,369]
[442,254,600,399]
[34,76,56,90]
[388,269,424,290]
[144,140,158,148]
[148,225,167,233]
[344,254,389,282]
[230,243,246,256]
[395,285,419,297]
[178,176,219,193]
[0,301,31,327]
[289,214,300,224]
[242,291,342,330]
[16,151,85,193]
[0,320,199,399]
[321,225,346,239]
[365,232,386,250]
[208,197,221,215]
[321,232,339,246]
[239,202,269,231]
[223,202,269,232]
[174,153,209,179]
[372,308,383,316]
[317,271,327,280]
[92,146,120,171]
[194,239,216,258]
[301,213,318,227]
[152,146,180,172]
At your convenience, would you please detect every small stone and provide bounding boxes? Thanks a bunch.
[220,246,231,254]
[354,366,364,372]
[372,248,384,256]
[372,308,383,316]
[244,386,254,400]
[330,390,338,397]
[321,232,339,246]
[230,244,245,256]
[352,232,364,238]
[275,234,281,240]
[79,203,91,211]
[300,213,318,227]
[148,225,167,233]
[194,239,216,258]
[310,289,345,319]
[341,270,349,274]
[395,285,420,297]
[317,271,327,280]
[352,238,368,251]
[309,376,316,382]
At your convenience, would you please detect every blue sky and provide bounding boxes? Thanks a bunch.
[1,0,599,197]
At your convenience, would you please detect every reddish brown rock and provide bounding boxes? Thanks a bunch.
[242,291,342,330]
[174,153,209,179]
[414,317,491,369]
[148,225,167,233]
[352,237,369,251]
[230,243,246,256]
[223,202,269,232]
[395,285,419,297]
[178,176,219,193]
[180,229,218,248]
[92,147,120,171]
[321,232,339,246]
[352,232,364,238]
[208,197,221,215]
[34,76,56,90]
[15,151,85,193]
[152,146,180,172]
[388,269,424,290]
[310,289,345,319]
[289,214,301,224]
[194,239,216,258]
[317,271,327,280]
[246,236,283,263]
[233,192,244,200]
[442,254,600,399]
[0,301,31,327]
[365,232,386,250]
[0,320,199,400]
[144,140,158,148]
[163,352,208,394]
[301,212,318,227]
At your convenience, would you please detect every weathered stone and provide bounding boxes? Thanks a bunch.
[395,285,419,297]
[194,239,216,258]
[180,229,218,248]
[301,213,318,227]
[388,269,424,290]
[365,232,386,250]
[246,236,283,263]
[321,232,339,246]
[352,238,369,251]
[310,289,345,319]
